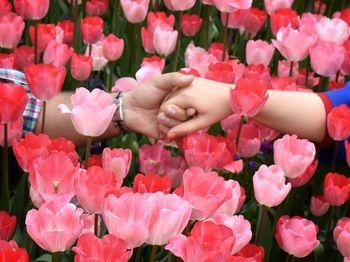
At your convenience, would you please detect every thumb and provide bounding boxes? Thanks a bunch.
[153,72,194,91]
[166,115,210,139]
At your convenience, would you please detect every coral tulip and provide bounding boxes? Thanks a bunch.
[0,12,25,49]
[327,104,350,141]
[323,172,350,206]
[70,53,92,81]
[0,211,16,241]
[81,16,104,44]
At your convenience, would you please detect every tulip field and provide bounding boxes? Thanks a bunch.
[2,0,350,261]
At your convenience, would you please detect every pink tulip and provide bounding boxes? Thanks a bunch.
[144,192,192,245]
[73,233,133,262]
[102,34,124,61]
[139,143,172,175]
[174,167,232,220]
[241,7,267,35]
[0,117,23,147]
[275,215,320,258]
[253,165,291,207]
[201,0,214,4]
[102,148,132,180]
[278,60,299,79]
[208,42,229,61]
[210,214,252,255]
[185,43,218,77]
[80,213,100,236]
[232,122,261,158]
[120,0,150,23]
[86,0,109,17]
[264,0,294,15]
[87,40,109,71]
[273,134,316,179]
[70,53,92,81]
[334,218,350,258]
[29,152,79,206]
[164,155,187,188]
[163,0,196,11]
[14,45,35,71]
[213,180,242,216]
[310,196,329,217]
[272,26,317,62]
[246,40,275,66]
[112,77,138,92]
[214,0,252,13]
[316,17,350,45]
[81,16,104,44]
[181,14,203,37]
[58,88,116,137]
[165,220,236,261]
[153,26,178,56]
[309,41,345,77]
[0,12,25,49]
[289,159,318,187]
[221,9,246,29]
[57,20,74,47]
[103,193,154,248]
[28,23,56,53]
[74,166,119,214]
[25,201,83,253]
[23,0,49,20]
[43,40,73,68]
[135,64,162,83]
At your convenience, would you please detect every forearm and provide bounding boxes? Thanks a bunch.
[34,92,120,147]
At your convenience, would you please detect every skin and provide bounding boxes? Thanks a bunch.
[158,77,327,143]
[34,73,194,147]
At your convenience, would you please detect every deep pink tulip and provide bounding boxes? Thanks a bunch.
[0,53,15,69]
[120,0,150,23]
[270,8,299,36]
[210,214,252,255]
[246,40,275,66]
[316,17,349,45]
[23,0,49,20]
[241,7,267,35]
[43,40,73,68]
[81,16,104,44]
[103,193,154,248]
[102,34,124,61]
[86,0,109,17]
[334,218,350,258]
[275,215,320,258]
[58,88,116,137]
[14,45,35,71]
[0,12,25,49]
[0,117,23,147]
[253,165,291,207]
[29,152,79,206]
[25,201,83,253]
[323,172,350,206]
[102,147,132,180]
[174,167,232,220]
[264,0,294,15]
[243,63,271,82]
[185,43,218,77]
[309,41,345,77]
[165,220,236,261]
[73,233,132,262]
[274,134,316,179]
[0,0,12,15]
[163,0,196,11]
[310,196,329,217]
[144,192,192,245]
[272,26,317,62]
[70,53,92,81]
[74,166,119,213]
[181,14,203,37]
[138,143,172,175]
[24,63,66,101]
[0,211,16,241]
[214,0,252,13]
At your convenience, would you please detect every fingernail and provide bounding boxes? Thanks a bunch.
[180,75,193,82]
[165,106,176,117]
[166,132,177,142]
[158,113,170,124]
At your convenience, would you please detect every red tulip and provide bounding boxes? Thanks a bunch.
[0,0,12,16]
[102,34,124,61]
[29,23,56,53]
[243,63,271,82]
[340,8,350,26]
[270,8,299,36]
[0,211,16,240]
[24,63,66,101]
[81,16,104,44]
[0,12,25,49]
[14,45,35,71]
[51,137,79,165]
[133,173,172,194]
[327,104,350,141]
[323,172,350,206]
[70,53,92,81]
[205,61,235,83]
[86,0,109,17]
[0,83,28,124]
[57,20,74,47]
[0,53,15,69]
[180,14,203,37]
[141,55,165,71]
[0,240,29,262]
[241,7,267,35]
[230,77,269,117]
[23,0,49,20]
[87,154,102,168]
[235,243,264,262]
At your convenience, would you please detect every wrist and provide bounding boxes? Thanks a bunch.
[112,92,131,133]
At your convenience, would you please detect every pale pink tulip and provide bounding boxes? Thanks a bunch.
[309,41,345,77]
[334,218,350,258]
[278,60,299,79]
[144,192,192,245]
[103,193,154,249]
[135,64,162,83]
[275,215,320,258]
[102,147,132,180]
[174,167,232,220]
[120,0,150,23]
[58,88,116,137]
[163,0,196,11]
[310,196,330,217]
[213,180,242,216]
[273,134,316,179]
[25,201,83,253]
[264,0,294,15]
[112,77,138,92]
[246,40,275,66]
[153,26,178,56]
[214,0,252,13]
[185,43,218,77]
[0,12,25,49]
[253,165,291,207]
[316,17,350,45]
[210,214,252,255]
[272,26,317,62]
[43,40,74,68]
[87,40,109,71]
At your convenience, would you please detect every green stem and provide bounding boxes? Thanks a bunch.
[318,76,329,92]
[255,205,267,245]
[84,136,92,168]
[235,116,246,150]
[34,21,39,64]
[135,246,144,262]
[331,141,339,172]
[172,11,183,72]
[107,61,116,91]
[201,5,211,49]
[73,0,82,54]
[222,12,229,61]
[94,213,99,236]
[149,245,158,262]
[41,101,46,133]
[304,58,310,87]
[111,0,121,36]
[1,123,9,212]
[289,61,294,77]
[52,252,60,262]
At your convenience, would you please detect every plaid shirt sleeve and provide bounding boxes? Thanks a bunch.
[0,68,42,134]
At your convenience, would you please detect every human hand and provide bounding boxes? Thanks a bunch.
[123,72,194,139]
[157,77,233,139]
